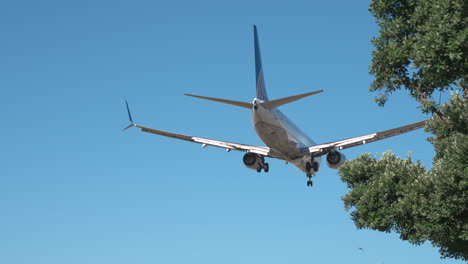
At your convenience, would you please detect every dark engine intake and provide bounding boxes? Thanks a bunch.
[326,151,346,169]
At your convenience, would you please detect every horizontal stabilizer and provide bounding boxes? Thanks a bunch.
[184,94,252,109]
[260,90,323,109]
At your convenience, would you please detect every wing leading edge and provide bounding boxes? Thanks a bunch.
[306,120,427,157]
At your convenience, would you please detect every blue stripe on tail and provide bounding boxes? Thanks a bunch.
[254,25,269,101]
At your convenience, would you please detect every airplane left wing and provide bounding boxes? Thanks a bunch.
[306,120,427,157]
[124,100,273,158]
[127,123,271,157]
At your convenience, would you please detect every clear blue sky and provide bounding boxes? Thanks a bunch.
[0,1,460,263]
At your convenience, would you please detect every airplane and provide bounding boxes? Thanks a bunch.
[123,25,426,187]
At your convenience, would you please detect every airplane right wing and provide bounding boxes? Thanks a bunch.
[306,120,427,157]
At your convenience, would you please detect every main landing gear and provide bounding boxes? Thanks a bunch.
[305,160,319,187]
[305,161,319,173]
[256,162,269,173]
[243,153,269,173]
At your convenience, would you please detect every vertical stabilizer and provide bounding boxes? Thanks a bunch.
[254,25,269,101]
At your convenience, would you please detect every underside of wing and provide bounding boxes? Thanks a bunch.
[128,124,281,159]
[306,120,427,157]
[123,100,282,159]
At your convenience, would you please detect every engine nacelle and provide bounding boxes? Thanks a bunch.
[243,153,263,170]
[326,151,346,169]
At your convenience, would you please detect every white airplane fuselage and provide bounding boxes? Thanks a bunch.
[252,99,321,174]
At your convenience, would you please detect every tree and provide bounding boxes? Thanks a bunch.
[339,96,467,260]
[369,0,467,119]
[338,0,468,260]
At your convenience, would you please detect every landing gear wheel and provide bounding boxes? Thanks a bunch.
[312,162,319,172]
[263,163,269,173]
[306,173,313,187]
[256,163,262,173]
[306,162,311,173]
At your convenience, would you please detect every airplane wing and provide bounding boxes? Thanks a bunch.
[123,100,277,158]
[306,120,427,157]
[127,123,272,157]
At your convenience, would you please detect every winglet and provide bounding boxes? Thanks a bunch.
[123,100,136,130]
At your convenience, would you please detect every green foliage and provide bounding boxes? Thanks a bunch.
[369,0,468,111]
[341,0,468,259]
[338,95,468,260]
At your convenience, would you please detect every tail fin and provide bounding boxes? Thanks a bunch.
[254,25,269,101]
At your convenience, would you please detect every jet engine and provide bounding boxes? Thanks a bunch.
[243,153,268,172]
[326,151,346,169]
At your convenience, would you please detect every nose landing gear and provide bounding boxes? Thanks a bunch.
[306,174,313,187]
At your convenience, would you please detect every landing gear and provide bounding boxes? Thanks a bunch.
[306,161,319,173]
[306,173,313,187]
[312,162,319,172]
[257,162,269,173]
[305,158,318,187]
